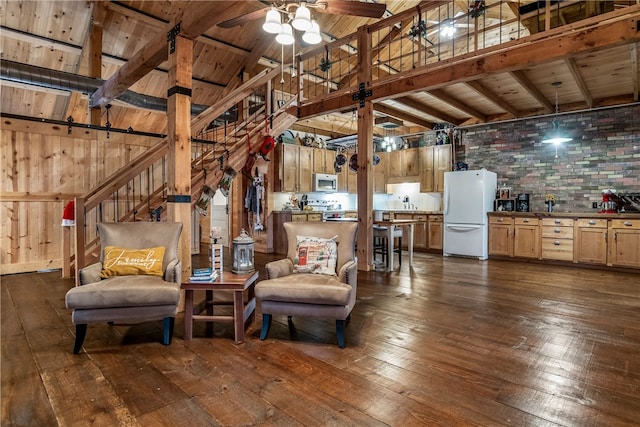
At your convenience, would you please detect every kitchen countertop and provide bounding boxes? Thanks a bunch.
[488,211,640,219]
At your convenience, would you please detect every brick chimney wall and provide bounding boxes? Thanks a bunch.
[457,104,640,212]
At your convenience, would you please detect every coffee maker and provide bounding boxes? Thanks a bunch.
[600,189,617,213]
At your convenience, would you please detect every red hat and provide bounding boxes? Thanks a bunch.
[61,201,75,226]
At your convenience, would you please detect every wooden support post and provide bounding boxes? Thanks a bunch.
[356,25,374,272]
[167,33,193,284]
[89,9,103,125]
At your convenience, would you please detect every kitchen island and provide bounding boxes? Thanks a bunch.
[488,211,640,270]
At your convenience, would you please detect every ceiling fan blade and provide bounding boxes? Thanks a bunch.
[218,7,269,29]
[319,0,387,18]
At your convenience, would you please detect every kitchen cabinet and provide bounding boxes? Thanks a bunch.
[395,212,427,249]
[608,219,640,268]
[489,216,514,256]
[313,148,335,174]
[419,145,452,192]
[374,151,388,193]
[575,218,608,265]
[346,168,357,193]
[388,148,419,181]
[513,217,540,259]
[275,144,313,192]
[427,215,443,251]
[291,212,322,222]
[541,217,574,261]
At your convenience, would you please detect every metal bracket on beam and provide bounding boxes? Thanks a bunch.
[167,23,181,54]
[352,83,372,108]
[167,86,192,98]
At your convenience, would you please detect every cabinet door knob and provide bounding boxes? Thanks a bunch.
[497,218,503,222]
[554,228,561,233]
[588,220,596,225]
[624,221,633,226]
[554,219,561,224]
[554,241,561,245]
[523,218,529,223]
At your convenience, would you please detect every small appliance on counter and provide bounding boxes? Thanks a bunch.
[599,189,617,213]
[516,194,530,212]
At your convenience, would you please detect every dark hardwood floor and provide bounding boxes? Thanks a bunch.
[2,250,639,426]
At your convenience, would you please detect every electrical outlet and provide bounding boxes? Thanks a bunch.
[592,202,598,209]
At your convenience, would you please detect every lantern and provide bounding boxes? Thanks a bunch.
[232,229,254,274]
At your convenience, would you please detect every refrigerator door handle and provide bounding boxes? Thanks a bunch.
[443,191,449,216]
[446,224,482,231]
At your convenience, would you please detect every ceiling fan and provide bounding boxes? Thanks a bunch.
[218,0,387,29]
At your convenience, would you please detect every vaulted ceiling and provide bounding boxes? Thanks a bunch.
[2,0,639,141]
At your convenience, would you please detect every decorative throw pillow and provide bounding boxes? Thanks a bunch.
[101,246,165,278]
[293,235,338,275]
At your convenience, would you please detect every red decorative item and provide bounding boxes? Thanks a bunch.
[61,200,75,226]
[259,134,276,161]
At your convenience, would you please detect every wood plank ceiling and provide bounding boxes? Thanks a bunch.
[1,0,639,141]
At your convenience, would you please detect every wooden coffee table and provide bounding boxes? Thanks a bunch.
[181,270,259,343]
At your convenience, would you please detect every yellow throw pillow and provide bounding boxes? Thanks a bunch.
[101,246,165,278]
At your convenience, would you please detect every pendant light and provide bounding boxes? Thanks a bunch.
[264,2,322,45]
[542,81,572,157]
[275,22,295,45]
[292,2,312,31]
[263,7,282,34]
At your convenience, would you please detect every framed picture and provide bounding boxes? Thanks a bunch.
[499,187,512,200]
[495,199,515,212]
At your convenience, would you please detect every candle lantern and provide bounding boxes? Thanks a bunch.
[232,229,254,274]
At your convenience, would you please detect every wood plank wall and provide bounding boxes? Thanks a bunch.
[0,117,162,275]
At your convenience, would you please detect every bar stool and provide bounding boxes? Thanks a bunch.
[373,225,402,267]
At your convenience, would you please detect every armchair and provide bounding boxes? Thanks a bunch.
[255,221,357,348]
[65,222,183,353]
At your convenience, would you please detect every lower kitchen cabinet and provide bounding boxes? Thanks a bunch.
[541,218,574,261]
[575,218,608,265]
[489,216,514,257]
[608,219,640,267]
[513,217,540,258]
[427,215,443,251]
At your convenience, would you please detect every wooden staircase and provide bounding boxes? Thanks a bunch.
[69,67,298,275]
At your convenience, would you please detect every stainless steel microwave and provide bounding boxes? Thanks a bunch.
[313,173,338,192]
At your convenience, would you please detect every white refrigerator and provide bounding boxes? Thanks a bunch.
[443,169,497,260]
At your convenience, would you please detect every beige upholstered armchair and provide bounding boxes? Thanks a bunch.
[255,221,358,348]
[65,222,183,353]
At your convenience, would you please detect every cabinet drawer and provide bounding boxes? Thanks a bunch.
[413,214,427,221]
[291,214,307,222]
[610,219,640,229]
[428,215,443,222]
[542,226,574,239]
[542,218,574,227]
[395,213,414,220]
[344,212,358,218]
[490,216,514,225]
[576,218,607,228]
[541,238,574,261]
[515,217,539,226]
[307,213,323,222]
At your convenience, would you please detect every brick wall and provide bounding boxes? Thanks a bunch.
[456,104,640,212]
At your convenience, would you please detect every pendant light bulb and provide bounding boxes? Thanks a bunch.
[263,7,282,34]
[292,2,312,31]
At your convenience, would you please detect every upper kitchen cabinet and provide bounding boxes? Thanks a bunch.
[374,152,388,193]
[420,145,452,192]
[275,144,313,193]
[388,148,419,183]
[313,148,335,174]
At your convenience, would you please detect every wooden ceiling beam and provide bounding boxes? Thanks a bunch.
[564,57,593,109]
[465,80,519,118]
[90,3,238,108]
[428,89,488,122]
[374,103,434,129]
[296,12,640,119]
[508,70,554,113]
[395,96,461,125]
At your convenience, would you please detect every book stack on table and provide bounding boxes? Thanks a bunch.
[189,267,218,283]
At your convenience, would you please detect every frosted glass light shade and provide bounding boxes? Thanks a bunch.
[302,21,321,44]
[276,23,295,45]
[292,3,312,31]
[263,8,282,34]
[441,21,456,38]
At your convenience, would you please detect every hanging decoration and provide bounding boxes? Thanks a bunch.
[320,46,332,72]
[217,166,237,198]
[242,133,258,179]
[195,185,215,216]
[258,119,277,161]
[408,20,427,40]
[104,104,112,139]
[468,0,487,18]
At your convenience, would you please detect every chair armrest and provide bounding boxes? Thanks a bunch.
[265,258,293,279]
[164,259,182,283]
[78,263,102,285]
[338,260,357,286]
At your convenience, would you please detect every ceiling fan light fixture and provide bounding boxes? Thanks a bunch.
[542,82,572,152]
[302,20,322,44]
[276,23,295,45]
[440,21,456,38]
[263,7,282,34]
[292,2,312,31]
